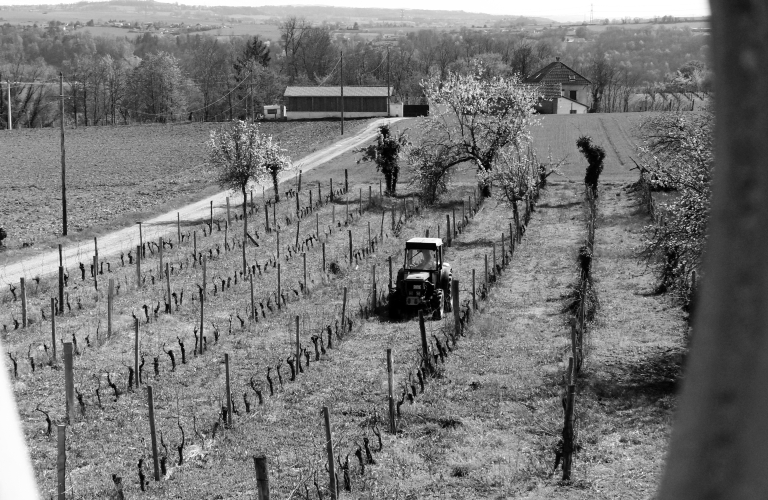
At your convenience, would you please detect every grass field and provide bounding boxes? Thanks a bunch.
[2,112,685,498]
[531,113,649,184]
[0,118,375,267]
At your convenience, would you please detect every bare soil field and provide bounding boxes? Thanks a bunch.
[0,119,374,267]
[2,113,685,498]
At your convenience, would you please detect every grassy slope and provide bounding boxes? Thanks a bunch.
[3,112,686,498]
[0,118,374,266]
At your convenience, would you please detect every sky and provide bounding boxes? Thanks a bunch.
[0,0,711,21]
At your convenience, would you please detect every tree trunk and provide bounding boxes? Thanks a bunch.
[272,173,280,203]
[658,3,768,497]
[242,185,248,276]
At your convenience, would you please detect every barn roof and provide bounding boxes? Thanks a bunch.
[284,86,391,97]
[523,60,591,86]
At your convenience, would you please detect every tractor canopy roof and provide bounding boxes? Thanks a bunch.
[405,237,443,249]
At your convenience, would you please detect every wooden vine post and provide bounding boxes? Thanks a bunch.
[250,273,256,320]
[147,385,161,480]
[108,278,114,337]
[348,230,353,265]
[177,212,181,243]
[322,242,326,272]
[472,269,477,310]
[452,279,461,337]
[50,298,57,363]
[20,277,27,328]
[93,255,98,291]
[446,214,452,247]
[295,316,301,365]
[264,203,270,232]
[418,310,430,373]
[386,349,396,434]
[484,254,489,290]
[134,317,140,389]
[226,196,231,225]
[225,354,233,428]
[372,264,377,309]
[341,287,348,332]
[193,231,197,266]
[562,384,576,480]
[323,406,338,499]
[277,263,282,311]
[165,263,171,314]
[57,424,66,500]
[254,455,270,500]
[389,255,393,289]
[58,244,64,314]
[303,253,307,293]
[63,342,75,424]
[136,244,141,289]
[199,285,205,355]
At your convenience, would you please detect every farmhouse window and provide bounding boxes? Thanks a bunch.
[570,90,578,100]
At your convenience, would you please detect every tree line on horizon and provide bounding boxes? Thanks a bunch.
[0,19,711,128]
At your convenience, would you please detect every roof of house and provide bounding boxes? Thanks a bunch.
[284,86,391,97]
[523,60,591,86]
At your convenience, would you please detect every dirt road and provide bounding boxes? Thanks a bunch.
[0,117,403,286]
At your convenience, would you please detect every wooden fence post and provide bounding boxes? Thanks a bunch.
[147,385,160,480]
[254,455,270,500]
[380,210,385,238]
[57,424,66,500]
[226,196,231,225]
[158,236,164,278]
[368,221,371,250]
[387,349,396,434]
[295,220,301,248]
[452,279,461,337]
[177,212,181,244]
[225,354,233,427]
[419,310,430,373]
[330,178,334,202]
[265,203,270,232]
[50,298,57,363]
[322,242,326,272]
[20,277,27,328]
[63,342,75,424]
[344,169,348,193]
[193,231,197,266]
[316,213,319,239]
[472,269,477,310]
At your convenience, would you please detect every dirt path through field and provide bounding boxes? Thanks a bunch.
[0,118,403,288]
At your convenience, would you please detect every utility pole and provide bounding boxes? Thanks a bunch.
[386,46,391,117]
[60,72,68,236]
[340,50,344,135]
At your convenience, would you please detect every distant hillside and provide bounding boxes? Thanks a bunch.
[1,0,556,26]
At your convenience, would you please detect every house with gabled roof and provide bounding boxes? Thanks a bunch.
[524,58,592,114]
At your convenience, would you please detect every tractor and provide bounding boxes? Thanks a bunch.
[389,237,452,320]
